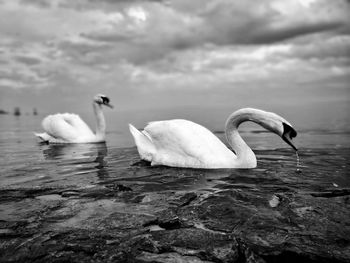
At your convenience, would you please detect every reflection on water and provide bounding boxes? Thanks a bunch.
[42,143,107,161]
[41,142,110,181]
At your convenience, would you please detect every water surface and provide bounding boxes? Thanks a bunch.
[0,114,349,191]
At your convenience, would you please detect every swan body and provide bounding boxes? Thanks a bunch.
[35,94,112,144]
[129,108,297,169]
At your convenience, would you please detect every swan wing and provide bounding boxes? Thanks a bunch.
[143,119,235,168]
[34,132,53,142]
[42,113,94,142]
[129,124,156,161]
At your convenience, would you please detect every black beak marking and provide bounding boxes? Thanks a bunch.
[282,123,298,151]
[101,96,110,105]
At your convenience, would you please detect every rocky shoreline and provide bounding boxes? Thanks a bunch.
[0,176,349,263]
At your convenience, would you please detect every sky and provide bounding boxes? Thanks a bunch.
[0,0,349,131]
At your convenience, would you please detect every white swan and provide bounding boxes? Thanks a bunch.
[128,108,297,169]
[35,94,113,144]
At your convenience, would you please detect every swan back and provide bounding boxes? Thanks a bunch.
[42,113,95,143]
[138,119,235,168]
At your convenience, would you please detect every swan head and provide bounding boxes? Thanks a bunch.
[256,110,298,151]
[94,94,113,108]
[228,108,298,151]
[281,122,298,151]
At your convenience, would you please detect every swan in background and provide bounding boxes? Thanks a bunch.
[129,108,297,169]
[35,94,113,144]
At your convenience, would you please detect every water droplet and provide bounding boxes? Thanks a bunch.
[295,151,302,173]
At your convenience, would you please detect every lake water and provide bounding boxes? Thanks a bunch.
[0,113,349,191]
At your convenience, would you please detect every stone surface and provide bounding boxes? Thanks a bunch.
[0,179,349,262]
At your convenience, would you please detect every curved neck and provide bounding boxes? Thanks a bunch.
[225,109,264,166]
[93,102,106,139]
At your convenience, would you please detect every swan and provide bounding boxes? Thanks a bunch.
[128,108,297,169]
[35,94,113,144]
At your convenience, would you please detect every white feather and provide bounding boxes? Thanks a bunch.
[130,119,235,168]
[35,95,111,144]
[129,108,297,169]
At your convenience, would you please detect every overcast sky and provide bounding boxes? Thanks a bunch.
[0,0,349,130]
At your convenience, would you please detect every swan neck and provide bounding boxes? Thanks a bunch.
[93,102,106,139]
[225,110,256,165]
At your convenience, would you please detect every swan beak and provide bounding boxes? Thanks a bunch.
[105,103,114,109]
[282,123,298,151]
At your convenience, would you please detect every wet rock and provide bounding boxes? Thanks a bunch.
[176,192,198,207]
[35,194,66,201]
[0,228,15,236]
[310,188,350,198]
[269,195,280,208]
[61,190,81,197]
[1,175,349,262]
[137,251,210,263]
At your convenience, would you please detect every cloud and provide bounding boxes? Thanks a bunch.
[0,0,349,98]
[59,0,350,69]
[0,67,51,90]
[180,0,350,45]
[289,34,350,61]
[15,55,42,65]
[0,78,27,89]
[119,30,350,92]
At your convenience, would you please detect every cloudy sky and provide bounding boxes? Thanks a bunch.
[0,0,349,130]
